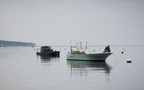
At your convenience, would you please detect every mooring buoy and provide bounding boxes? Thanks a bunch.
[121,51,124,54]
[127,58,132,63]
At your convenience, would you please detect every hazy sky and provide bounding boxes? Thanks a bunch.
[0,0,144,46]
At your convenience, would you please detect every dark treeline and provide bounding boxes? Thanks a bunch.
[0,40,36,47]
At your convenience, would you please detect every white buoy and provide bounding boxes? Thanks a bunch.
[127,58,132,63]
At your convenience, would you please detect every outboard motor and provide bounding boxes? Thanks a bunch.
[104,45,111,53]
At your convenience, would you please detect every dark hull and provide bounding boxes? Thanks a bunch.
[36,51,60,57]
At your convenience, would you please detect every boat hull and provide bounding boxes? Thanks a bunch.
[37,51,60,57]
[67,53,112,61]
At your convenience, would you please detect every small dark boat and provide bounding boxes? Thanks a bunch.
[36,46,60,57]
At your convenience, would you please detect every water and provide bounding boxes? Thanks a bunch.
[0,46,144,90]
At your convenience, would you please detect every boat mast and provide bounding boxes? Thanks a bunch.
[76,41,78,50]
[80,41,82,50]
[85,42,88,50]
[70,41,72,53]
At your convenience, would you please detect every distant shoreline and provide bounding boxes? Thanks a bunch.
[0,40,36,47]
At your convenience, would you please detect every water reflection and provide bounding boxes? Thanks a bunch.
[67,60,112,77]
[37,55,60,63]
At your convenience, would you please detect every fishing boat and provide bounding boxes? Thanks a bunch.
[36,46,60,57]
[67,42,112,61]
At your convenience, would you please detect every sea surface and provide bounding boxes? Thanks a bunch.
[0,45,144,90]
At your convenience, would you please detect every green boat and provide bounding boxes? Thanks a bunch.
[67,42,112,62]
[67,53,112,61]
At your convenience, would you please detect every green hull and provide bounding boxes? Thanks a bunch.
[67,53,112,61]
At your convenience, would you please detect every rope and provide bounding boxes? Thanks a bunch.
[113,53,118,63]
[111,53,119,69]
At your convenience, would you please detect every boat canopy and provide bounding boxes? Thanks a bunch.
[103,45,111,53]
[41,46,51,52]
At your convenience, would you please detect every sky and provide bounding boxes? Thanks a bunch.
[0,0,144,46]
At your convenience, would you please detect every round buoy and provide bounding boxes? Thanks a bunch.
[121,51,124,54]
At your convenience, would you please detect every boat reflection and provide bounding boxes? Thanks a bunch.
[37,55,60,63]
[67,60,112,77]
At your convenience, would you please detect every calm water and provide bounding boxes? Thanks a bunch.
[0,46,144,90]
